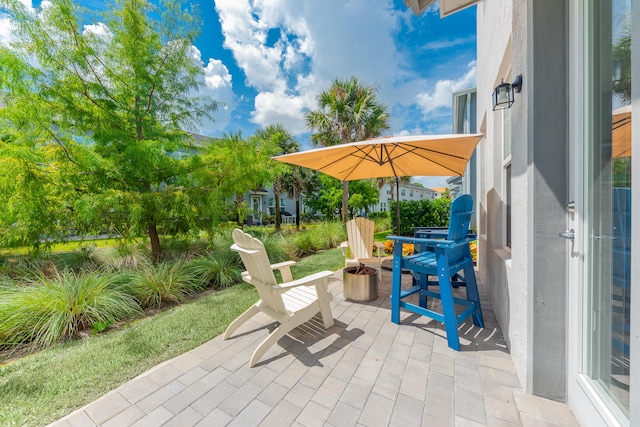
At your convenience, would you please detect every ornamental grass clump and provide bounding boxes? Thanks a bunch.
[286,230,322,258]
[312,221,346,249]
[185,251,242,289]
[0,270,141,351]
[128,259,206,308]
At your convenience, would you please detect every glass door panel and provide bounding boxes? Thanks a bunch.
[584,0,631,420]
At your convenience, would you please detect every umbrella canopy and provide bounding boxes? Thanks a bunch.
[273,133,484,233]
[612,106,631,159]
[273,133,483,181]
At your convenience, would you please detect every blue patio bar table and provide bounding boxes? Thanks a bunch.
[388,194,484,351]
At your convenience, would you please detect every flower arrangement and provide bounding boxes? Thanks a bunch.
[469,240,478,263]
[379,240,414,256]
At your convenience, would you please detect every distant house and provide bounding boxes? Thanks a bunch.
[244,188,303,225]
[368,182,442,214]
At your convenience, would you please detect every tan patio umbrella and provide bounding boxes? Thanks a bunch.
[612,106,631,159]
[272,133,483,232]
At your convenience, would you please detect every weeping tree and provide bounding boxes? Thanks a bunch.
[305,77,389,223]
[0,0,221,258]
[189,131,277,233]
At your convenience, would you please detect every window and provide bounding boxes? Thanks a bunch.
[410,189,414,197]
[502,105,512,249]
[505,163,511,248]
[401,188,406,197]
[267,198,275,215]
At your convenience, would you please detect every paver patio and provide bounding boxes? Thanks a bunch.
[50,267,578,427]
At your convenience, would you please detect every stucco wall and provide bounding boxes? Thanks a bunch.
[476,0,531,391]
[477,0,568,400]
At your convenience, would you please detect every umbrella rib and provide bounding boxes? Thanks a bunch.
[387,143,468,176]
[331,145,382,180]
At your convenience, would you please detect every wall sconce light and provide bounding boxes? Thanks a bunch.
[492,74,523,111]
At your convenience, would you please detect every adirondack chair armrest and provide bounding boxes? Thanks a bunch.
[373,241,384,259]
[240,260,297,283]
[272,270,334,292]
[339,241,349,257]
[270,260,296,282]
[387,235,474,250]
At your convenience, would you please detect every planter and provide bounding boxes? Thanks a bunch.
[343,265,378,302]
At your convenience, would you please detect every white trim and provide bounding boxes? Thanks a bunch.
[567,0,632,425]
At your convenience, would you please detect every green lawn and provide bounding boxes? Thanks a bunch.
[0,248,344,427]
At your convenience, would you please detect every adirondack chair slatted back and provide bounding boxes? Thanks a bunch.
[447,194,474,263]
[231,229,288,314]
[347,217,375,259]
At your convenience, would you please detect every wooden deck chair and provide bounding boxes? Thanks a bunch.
[223,229,335,367]
[340,217,385,278]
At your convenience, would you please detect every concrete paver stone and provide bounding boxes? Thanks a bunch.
[49,269,578,427]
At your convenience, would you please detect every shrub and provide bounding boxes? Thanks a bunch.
[242,229,292,262]
[107,241,149,271]
[311,221,346,249]
[185,251,242,289]
[0,270,142,351]
[285,230,322,258]
[128,259,205,308]
[372,216,391,233]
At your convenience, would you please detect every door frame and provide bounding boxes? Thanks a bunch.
[566,1,638,425]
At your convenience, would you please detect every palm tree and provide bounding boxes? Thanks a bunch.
[254,124,299,230]
[282,167,320,229]
[305,77,389,223]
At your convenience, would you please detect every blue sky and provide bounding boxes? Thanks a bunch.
[193,1,477,142]
[1,0,477,187]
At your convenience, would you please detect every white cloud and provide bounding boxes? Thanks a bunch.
[421,35,476,51]
[0,17,13,45]
[199,57,235,136]
[0,0,37,45]
[415,60,476,116]
[188,46,236,136]
[82,22,112,38]
[214,0,402,134]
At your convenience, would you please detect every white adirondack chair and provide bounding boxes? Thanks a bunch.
[224,229,335,367]
[340,217,385,278]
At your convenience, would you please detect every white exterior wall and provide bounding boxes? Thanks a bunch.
[477,0,569,400]
[476,0,530,390]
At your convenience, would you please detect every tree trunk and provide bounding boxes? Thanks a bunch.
[149,223,161,261]
[294,189,301,230]
[274,187,281,230]
[341,180,349,223]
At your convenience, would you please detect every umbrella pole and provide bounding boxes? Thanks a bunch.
[395,177,401,234]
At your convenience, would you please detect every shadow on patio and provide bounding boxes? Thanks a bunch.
[51,267,578,427]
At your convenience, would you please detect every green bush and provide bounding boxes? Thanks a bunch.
[372,216,391,233]
[128,259,206,308]
[311,221,346,249]
[0,270,141,351]
[243,229,292,262]
[185,251,242,289]
[287,231,318,258]
[107,241,149,271]
[390,198,452,235]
